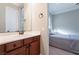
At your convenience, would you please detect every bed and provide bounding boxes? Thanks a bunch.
[49,33,79,54]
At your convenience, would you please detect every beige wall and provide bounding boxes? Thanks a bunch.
[24,3,49,55]
[24,4,32,31]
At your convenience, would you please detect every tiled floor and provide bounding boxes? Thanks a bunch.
[49,46,75,55]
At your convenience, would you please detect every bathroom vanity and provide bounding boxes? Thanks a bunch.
[0,31,40,55]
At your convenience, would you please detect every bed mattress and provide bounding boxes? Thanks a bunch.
[49,34,79,54]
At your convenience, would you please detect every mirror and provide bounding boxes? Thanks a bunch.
[0,3,25,33]
[0,3,19,33]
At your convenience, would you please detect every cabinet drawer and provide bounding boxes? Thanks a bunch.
[6,40,23,52]
[33,35,40,41]
[0,45,5,54]
[24,37,33,45]
[6,46,26,55]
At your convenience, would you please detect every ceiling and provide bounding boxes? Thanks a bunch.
[48,3,79,15]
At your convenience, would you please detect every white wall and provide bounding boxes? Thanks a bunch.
[50,9,79,35]
[24,4,32,31]
[24,3,49,55]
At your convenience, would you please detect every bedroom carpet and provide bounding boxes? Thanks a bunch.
[49,46,75,55]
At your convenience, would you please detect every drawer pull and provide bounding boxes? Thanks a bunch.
[13,44,16,47]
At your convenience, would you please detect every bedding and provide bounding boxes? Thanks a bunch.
[49,34,79,54]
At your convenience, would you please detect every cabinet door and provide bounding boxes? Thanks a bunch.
[30,40,40,55]
[25,45,30,55]
[0,45,5,55]
[6,46,26,55]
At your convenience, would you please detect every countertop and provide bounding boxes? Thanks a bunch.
[0,31,40,45]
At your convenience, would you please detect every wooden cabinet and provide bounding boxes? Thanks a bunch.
[0,35,40,55]
[24,37,33,45]
[6,46,26,55]
[30,36,40,55]
[0,45,5,54]
[6,40,23,52]
[25,44,30,55]
[24,36,40,55]
[30,40,40,55]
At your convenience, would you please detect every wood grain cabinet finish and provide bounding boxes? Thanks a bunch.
[24,36,40,55]
[0,35,40,55]
[30,40,40,55]
[6,40,23,52]
[30,36,40,55]
[25,44,30,55]
[33,36,40,41]
[24,37,33,45]
[6,46,26,55]
[0,45,5,54]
